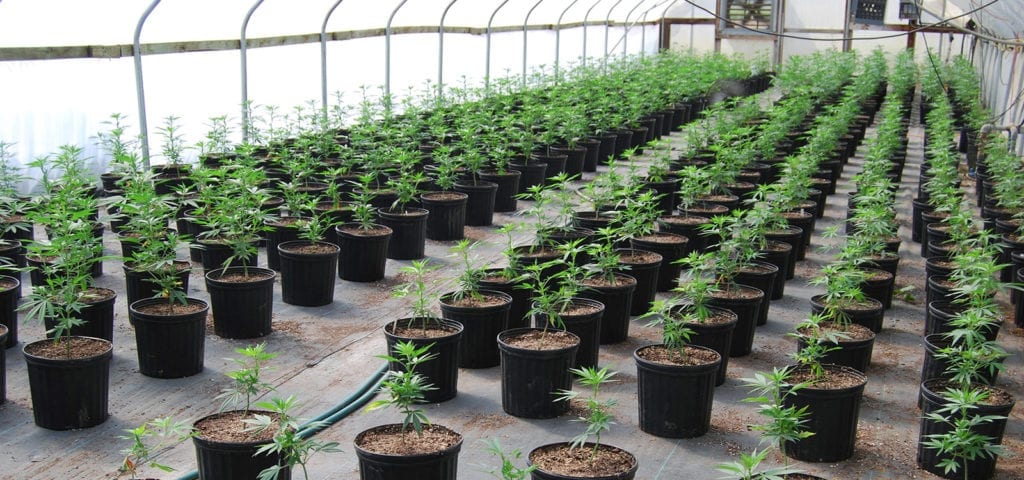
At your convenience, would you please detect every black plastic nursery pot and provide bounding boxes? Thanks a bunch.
[0,275,19,349]
[764,226,804,278]
[23,336,112,430]
[204,267,276,339]
[859,267,895,312]
[634,344,721,438]
[264,216,305,271]
[657,214,711,254]
[129,297,208,378]
[917,380,1015,480]
[616,249,662,316]
[783,364,867,463]
[480,269,531,330]
[384,318,463,403]
[479,170,521,212]
[687,306,739,386]
[594,133,617,167]
[579,274,637,344]
[630,232,689,291]
[0,325,7,402]
[796,323,875,374]
[708,285,764,357]
[810,295,885,334]
[421,191,468,241]
[278,241,340,307]
[533,298,605,370]
[529,443,638,480]
[508,160,547,194]
[551,145,585,177]
[497,328,580,419]
[735,261,778,326]
[43,287,116,342]
[533,153,567,183]
[919,334,999,388]
[196,239,259,274]
[377,208,428,260]
[122,261,192,307]
[454,181,498,226]
[336,223,392,282]
[756,242,792,299]
[354,424,463,480]
[579,138,601,172]
[926,302,1000,341]
[439,290,512,369]
[192,411,290,480]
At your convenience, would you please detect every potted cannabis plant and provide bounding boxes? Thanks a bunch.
[529,366,638,479]
[335,181,392,282]
[277,213,341,307]
[356,341,463,479]
[438,240,512,368]
[385,259,463,403]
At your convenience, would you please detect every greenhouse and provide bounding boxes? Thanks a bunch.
[0,0,1023,479]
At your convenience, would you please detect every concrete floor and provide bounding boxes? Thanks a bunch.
[1,91,1022,480]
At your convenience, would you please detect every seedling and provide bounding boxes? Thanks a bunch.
[246,396,342,480]
[216,343,279,413]
[392,259,441,331]
[715,448,801,480]
[366,340,438,435]
[922,387,1007,479]
[741,368,813,453]
[449,239,485,302]
[481,438,537,480]
[119,416,195,480]
[555,366,619,465]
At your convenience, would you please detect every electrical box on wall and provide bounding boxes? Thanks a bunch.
[851,0,887,26]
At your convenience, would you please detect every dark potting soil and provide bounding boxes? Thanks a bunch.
[338,226,391,236]
[443,292,508,308]
[562,302,603,316]
[797,322,874,341]
[194,410,280,443]
[390,322,459,339]
[0,277,16,290]
[637,344,719,366]
[582,274,637,288]
[926,380,1015,407]
[135,301,207,316]
[281,243,336,255]
[503,329,577,350]
[479,273,512,284]
[740,263,776,274]
[210,270,275,283]
[788,367,865,390]
[685,309,736,326]
[659,215,708,226]
[356,424,461,456]
[834,299,883,311]
[267,217,304,227]
[423,192,466,201]
[25,336,110,360]
[520,247,560,258]
[619,250,661,264]
[634,233,687,244]
[698,194,734,203]
[81,287,116,304]
[530,443,636,477]
[712,286,761,300]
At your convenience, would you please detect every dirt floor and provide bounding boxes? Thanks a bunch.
[0,90,1022,480]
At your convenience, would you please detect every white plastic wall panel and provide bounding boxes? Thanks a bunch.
[786,0,844,30]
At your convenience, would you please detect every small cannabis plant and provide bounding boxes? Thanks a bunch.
[555,366,619,465]
[245,395,342,480]
[216,343,279,413]
[366,340,438,435]
[120,416,195,479]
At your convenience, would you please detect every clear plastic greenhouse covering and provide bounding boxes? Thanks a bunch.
[0,0,665,188]
[2,0,1024,192]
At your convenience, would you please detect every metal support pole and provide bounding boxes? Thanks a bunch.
[133,0,162,166]
[438,0,460,100]
[523,0,547,86]
[554,0,581,81]
[603,0,624,69]
[659,0,680,51]
[384,0,411,110]
[582,0,605,68]
[321,0,346,120]
[620,0,646,57]
[485,0,512,91]
[241,0,265,145]
[639,0,670,57]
